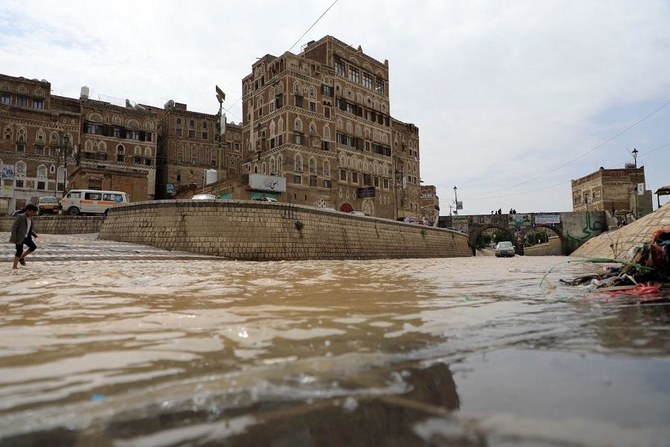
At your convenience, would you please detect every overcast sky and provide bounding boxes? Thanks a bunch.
[2,0,669,214]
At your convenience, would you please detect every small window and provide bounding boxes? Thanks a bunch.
[294,175,302,184]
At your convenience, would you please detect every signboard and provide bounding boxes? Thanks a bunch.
[0,185,14,198]
[509,214,532,227]
[637,183,645,196]
[357,186,376,198]
[456,201,463,210]
[249,174,286,192]
[1,165,15,179]
[535,214,561,225]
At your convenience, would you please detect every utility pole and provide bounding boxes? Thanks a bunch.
[215,85,226,181]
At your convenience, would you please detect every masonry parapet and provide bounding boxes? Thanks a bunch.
[99,200,472,261]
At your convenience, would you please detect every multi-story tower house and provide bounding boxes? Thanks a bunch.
[156,100,244,199]
[0,74,80,212]
[392,118,421,219]
[571,165,653,218]
[74,91,159,201]
[241,36,404,219]
[419,185,440,225]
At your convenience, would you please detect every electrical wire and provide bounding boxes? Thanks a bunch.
[222,0,340,120]
[468,141,670,201]
[490,99,670,194]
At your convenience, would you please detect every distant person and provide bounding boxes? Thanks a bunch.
[9,203,38,269]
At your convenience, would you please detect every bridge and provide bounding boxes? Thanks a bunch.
[438,211,612,255]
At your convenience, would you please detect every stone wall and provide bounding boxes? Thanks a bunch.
[571,205,670,259]
[98,200,472,260]
[0,216,104,234]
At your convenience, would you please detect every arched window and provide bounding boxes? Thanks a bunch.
[17,127,26,143]
[49,131,59,145]
[37,165,48,180]
[277,154,283,171]
[270,156,276,174]
[189,119,195,128]
[294,118,302,132]
[3,126,13,142]
[294,153,303,172]
[323,125,331,140]
[261,162,267,175]
[323,160,330,178]
[293,81,302,95]
[144,147,152,157]
[269,120,276,138]
[278,118,284,134]
[309,157,317,174]
[15,161,26,177]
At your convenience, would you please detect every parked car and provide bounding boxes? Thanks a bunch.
[495,241,516,257]
[37,196,60,215]
[191,193,217,200]
[60,189,130,215]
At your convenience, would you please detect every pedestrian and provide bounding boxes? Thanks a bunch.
[9,203,38,269]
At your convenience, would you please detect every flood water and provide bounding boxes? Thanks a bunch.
[1,250,670,446]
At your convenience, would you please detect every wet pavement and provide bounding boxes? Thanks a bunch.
[1,233,217,264]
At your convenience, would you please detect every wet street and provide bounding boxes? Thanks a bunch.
[1,234,670,446]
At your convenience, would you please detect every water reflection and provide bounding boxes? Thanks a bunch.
[1,256,669,446]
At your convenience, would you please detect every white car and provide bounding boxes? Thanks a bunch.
[191,194,216,200]
[495,241,516,257]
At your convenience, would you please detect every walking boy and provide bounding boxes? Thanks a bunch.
[9,204,38,269]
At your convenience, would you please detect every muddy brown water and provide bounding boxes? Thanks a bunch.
[1,254,669,446]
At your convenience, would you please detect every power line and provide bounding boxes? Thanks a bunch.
[288,0,340,53]
[468,141,670,201]
[493,99,670,194]
[219,0,340,122]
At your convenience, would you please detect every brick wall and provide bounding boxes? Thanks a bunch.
[0,216,104,234]
[98,200,472,260]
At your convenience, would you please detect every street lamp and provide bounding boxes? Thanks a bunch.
[453,186,458,215]
[215,85,226,179]
[632,148,638,168]
[54,133,69,197]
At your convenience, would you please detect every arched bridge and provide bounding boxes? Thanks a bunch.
[438,211,611,255]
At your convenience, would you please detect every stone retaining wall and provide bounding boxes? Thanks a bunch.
[0,216,104,234]
[99,200,472,260]
[571,205,670,259]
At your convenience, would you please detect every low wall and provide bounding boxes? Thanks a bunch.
[571,205,670,259]
[99,200,472,260]
[0,216,104,234]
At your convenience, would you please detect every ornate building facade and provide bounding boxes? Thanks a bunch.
[239,36,419,219]
[571,165,653,218]
[155,101,242,199]
[0,74,80,212]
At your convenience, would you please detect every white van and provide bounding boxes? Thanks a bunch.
[60,189,130,215]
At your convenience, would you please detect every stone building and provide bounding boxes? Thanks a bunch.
[155,100,243,199]
[392,119,421,219]
[0,74,80,213]
[238,36,416,219]
[419,185,440,225]
[571,165,653,218]
[0,73,161,212]
[74,93,159,201]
